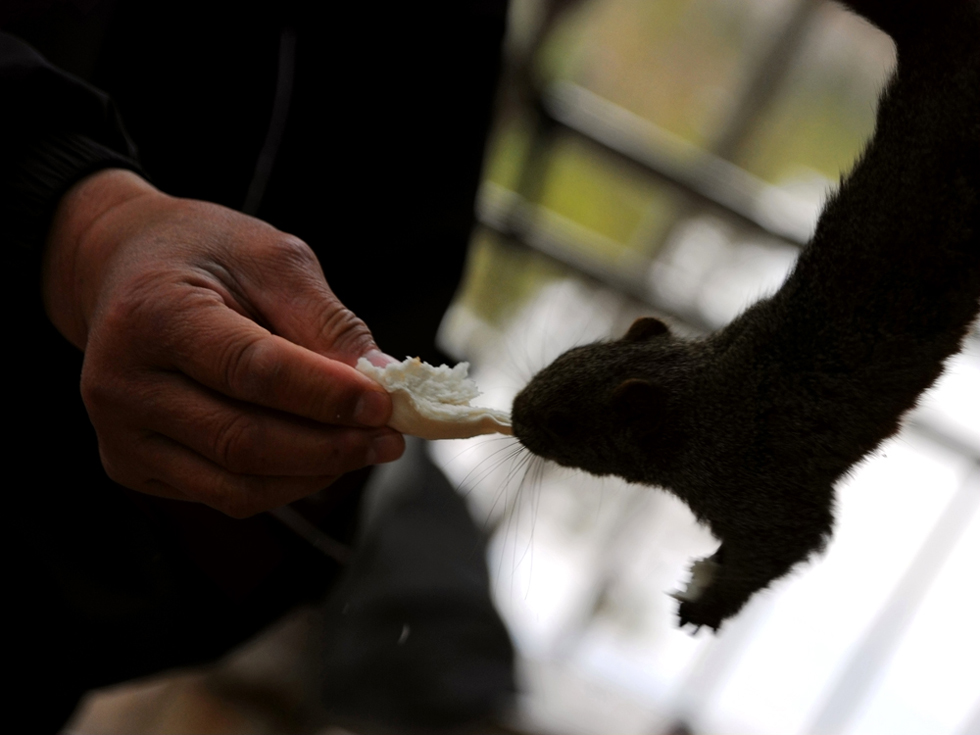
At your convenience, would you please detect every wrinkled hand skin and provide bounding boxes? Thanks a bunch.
[42,169,405,517]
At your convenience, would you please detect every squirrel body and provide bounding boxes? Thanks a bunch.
[512,0,980,631]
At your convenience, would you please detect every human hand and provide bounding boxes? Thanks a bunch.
[42,169,404,517]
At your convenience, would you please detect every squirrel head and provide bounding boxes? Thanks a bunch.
[512,317,696,484]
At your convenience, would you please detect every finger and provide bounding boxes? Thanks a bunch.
[137,372,405,475]
[218,231,381,364]
[154,296,393,427]
[363,349,399,367]
[106,432,342,518]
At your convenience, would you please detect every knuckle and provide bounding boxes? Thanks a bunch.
[98,272,175,349]
[210,413,265,473]
[222,334,281,401]
[79,356,129,408]
[80,365,159,436]
[255,232,321,278]
[274,234,320,270]
[314,303,375,358]
[96,285,144,335]
[79,370,111,413]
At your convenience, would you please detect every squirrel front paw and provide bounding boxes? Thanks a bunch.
[672,527,827,632]
[672,553,747,632]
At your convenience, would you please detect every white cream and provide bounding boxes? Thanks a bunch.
[356,357,512,440]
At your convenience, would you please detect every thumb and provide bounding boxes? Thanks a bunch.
[241,233,390,366]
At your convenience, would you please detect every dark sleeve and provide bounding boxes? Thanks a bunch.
[0,32,143,251]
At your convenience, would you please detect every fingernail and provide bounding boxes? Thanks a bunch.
[364,349,398,368]
[355,390,390,427]
[370,432,405,464]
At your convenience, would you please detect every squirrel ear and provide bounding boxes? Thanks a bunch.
[611,379,667,422]
[623,317,670,341]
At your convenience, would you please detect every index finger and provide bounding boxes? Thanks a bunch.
[164,299,392,427]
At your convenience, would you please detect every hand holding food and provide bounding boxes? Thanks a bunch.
[42,168,404,517]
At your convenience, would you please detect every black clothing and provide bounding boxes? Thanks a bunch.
[0,29,142,250]
[2,1,510,729]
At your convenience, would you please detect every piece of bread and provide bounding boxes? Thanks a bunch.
[356,357,513,440]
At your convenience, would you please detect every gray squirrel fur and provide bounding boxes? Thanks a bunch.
[511,0,980,631]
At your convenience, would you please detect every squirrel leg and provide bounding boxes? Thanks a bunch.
[676,524,828,631]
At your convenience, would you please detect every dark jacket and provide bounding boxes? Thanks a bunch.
[1,2,507,728]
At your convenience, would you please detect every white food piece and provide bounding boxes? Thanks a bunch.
[670,558,720,603]
[356,357,513,440]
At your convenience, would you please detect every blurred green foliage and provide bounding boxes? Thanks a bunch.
[456,230,565,327]
[458,0,894,327]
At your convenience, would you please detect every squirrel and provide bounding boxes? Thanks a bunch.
[511,0,980,631]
